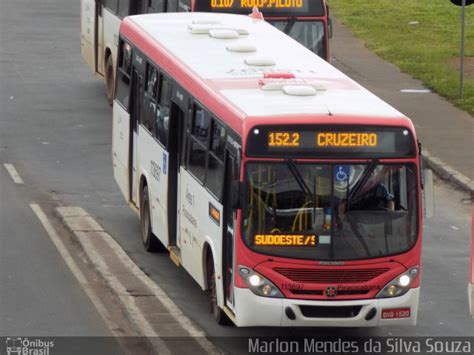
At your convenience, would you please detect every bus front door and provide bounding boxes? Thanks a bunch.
[223,153,238,308]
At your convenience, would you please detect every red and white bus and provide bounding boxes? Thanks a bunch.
[112,12,433,327]
[81,0,331,103]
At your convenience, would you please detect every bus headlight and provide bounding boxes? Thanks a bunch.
[239,266,283,298]
[376,267,419,298]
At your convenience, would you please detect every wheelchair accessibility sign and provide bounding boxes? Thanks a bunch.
[334,165,350,182]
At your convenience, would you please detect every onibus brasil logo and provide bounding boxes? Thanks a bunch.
[6,337,54,355]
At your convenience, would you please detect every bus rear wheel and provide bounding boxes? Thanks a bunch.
[105,55,114,106]
[140,185,162,252]
[207,257,232,325]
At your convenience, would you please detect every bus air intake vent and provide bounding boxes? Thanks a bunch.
[259,78,326,92]
[299,305,362,318]
[282,85,317,96]
[188,24,220,34]
[274,267,389,284]
[245,57,276,66]
[209,29,239,39]
[226,43,257,53]
[188,25,248,36]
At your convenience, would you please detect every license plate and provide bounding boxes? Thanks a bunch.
[381,308,411,319]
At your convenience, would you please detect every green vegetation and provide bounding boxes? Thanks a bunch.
[328,0,474,115]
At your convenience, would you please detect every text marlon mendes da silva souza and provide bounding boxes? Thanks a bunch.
[248,338,473,354]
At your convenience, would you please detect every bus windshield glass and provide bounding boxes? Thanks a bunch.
[243,162,418,261]
[269,20,326,59]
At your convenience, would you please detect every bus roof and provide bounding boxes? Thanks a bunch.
[121,13,413,136]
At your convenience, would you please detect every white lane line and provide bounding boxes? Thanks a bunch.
[3,163,24,184]
[57,206,219,354]
[85,226,218,354]
[82,242,172,355]
[400,89,431,93]
[29,203,123,338]
[55,207,172,354]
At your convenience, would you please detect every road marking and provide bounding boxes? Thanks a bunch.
[400,89,431,93]
[56,206,220,354]
[29,204,125,339]
[3,163,24,184]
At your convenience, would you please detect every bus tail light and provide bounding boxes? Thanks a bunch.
[238,266,283,298]
[376,266,419,298]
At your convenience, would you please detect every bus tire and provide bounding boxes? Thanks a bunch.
[105,55,114,106]
[140,185,162,252]
[207,256,232,326]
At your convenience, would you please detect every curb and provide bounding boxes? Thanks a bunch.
[55,206,221,355]
[423,150,474,195]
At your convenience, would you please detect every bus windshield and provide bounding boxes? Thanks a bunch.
[269,20,326,59]
[243,162,418,261]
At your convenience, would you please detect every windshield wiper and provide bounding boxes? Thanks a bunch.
[283,17,296,35]
[347,159,378,210]
[286,159,314,202]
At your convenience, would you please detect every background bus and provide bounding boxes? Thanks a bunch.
[112,13,433,327]
[81,0,331,104]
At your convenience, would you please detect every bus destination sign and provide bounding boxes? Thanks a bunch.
[246,125,417,158]
[254,234,317,247]
[194,0,324,16]
[268,131,378,148]
[210,0,307,11]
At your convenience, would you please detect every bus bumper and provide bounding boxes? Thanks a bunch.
[233,287,419,327]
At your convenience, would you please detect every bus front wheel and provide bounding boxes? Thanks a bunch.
[207,256,232,325]
[105,55,114,106]
[140,185,161,252]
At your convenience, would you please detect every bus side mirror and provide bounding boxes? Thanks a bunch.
[422,169,434,219]
[231,181,247,210]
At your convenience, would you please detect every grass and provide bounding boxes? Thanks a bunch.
[328,0,474,116]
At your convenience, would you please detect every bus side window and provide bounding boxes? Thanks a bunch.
[155,74,171,146]
[142,62,158,134]
[187,104,209,183]
[191,104,209,144]
[104,0,119,14]
[116,40,132,110]
[147,0,165,13]
[117,0,131,18]
[206,119,225,200]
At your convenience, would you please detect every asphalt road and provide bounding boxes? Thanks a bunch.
[0,165,109,336]
[0,0,472,353]
[0,0,135,351]
[0,0,111,336]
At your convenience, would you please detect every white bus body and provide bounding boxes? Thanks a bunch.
[112,13,423,327]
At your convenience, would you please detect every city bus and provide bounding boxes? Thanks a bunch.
[81,0,331,104]
[112,12,433,326]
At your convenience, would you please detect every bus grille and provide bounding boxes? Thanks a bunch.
[274,268,389,283]
[299,305,362,318]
